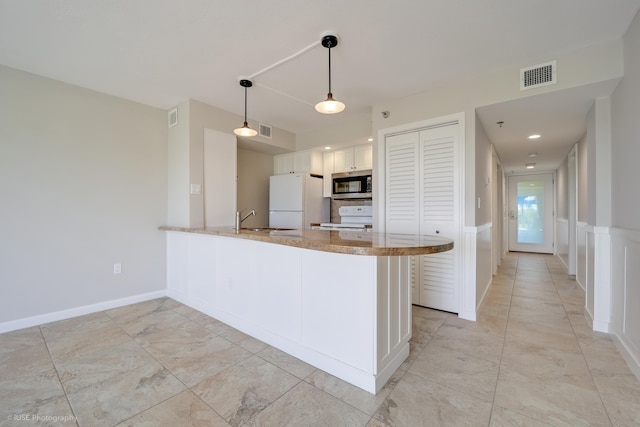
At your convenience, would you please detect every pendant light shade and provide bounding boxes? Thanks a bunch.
[234,79,258,137]
[315,35,345,114]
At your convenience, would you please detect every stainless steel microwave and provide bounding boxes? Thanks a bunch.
[331,170,372,199]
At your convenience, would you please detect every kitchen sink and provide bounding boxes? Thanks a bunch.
[240,227,296,232]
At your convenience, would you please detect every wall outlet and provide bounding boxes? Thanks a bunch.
[113,263,122,275]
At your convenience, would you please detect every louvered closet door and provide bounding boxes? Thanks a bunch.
[385,132,420,302]
[385,132,420,234]
[418,126,460,312]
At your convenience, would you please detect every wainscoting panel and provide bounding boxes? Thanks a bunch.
[611,227,640,379]
[556,218,569,270]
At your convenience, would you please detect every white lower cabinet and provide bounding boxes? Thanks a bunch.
[385,123,462,313]
[165,231,411,393]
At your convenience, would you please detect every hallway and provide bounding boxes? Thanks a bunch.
[1,253,639,426]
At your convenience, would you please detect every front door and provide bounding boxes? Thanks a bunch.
[508,173,554,253]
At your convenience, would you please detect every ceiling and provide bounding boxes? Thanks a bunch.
[1,0,639,172]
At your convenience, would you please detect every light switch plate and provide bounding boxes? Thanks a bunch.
[190,184,202,195]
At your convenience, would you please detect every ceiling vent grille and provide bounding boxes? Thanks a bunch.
[168,107,178,128]
[259,123,272,139]
[520,60,557,90]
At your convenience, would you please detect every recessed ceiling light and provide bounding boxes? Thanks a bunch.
[528,134,541,140]
[528,152,538,158]
[367,137,373,142]
[525,163,536,169]
[324,146,332,150]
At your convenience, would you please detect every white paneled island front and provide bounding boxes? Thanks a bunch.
[160,226,453,394]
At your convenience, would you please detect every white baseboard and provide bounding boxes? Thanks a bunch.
[0,290,167,334]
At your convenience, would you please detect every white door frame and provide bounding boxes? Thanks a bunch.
[376,112,471,319]
[567,145,578,275]
[507,172,556,254]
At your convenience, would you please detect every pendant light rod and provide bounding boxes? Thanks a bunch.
[325,35,335,95]
[316,34,345,114]
[247,39,318,80]
[234,79,257,137]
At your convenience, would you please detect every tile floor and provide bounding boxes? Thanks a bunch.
[1,253,640,426]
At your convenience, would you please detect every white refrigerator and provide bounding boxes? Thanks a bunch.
[269,174,328,229]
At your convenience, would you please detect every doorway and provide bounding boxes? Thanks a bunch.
[507,173,554,253]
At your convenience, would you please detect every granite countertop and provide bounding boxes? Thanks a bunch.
[160,226,453,256]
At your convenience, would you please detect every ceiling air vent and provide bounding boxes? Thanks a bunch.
[259,123,272,139]
[520,60,557,91]
[168,107,178,128]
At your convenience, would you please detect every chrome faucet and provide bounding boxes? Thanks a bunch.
[235,208,256,232]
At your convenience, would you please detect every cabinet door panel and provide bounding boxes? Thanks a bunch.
[274,154,294,175]
[354,145,373,170]
[333,148,354,173]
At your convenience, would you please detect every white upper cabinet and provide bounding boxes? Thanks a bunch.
[322,151,335,197]
[273,150,323,175]
[333,145,372,173]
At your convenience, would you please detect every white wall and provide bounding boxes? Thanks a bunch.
[237,148,274,228]
[609,9,640,378]
[167,99,295,228]
[475,114,493,226]
[371,39,624,228]
[295,111,372,151]
[0,65,168,325]
[556,152,569,267]
[611,11,640,230]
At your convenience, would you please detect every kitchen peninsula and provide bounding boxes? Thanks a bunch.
[160,226,453,394]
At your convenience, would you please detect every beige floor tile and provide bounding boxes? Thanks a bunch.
[501,339,595,389]
[134,320,215,360]
[490,405,555,426]
[256,346,316,380]
[409,343,499,402]
[510,296,566,316]
[508,305,573,333]
[54,340,157,394]
[193,355,300,427]
[446,312,508,337]
[0,327,44,356]
[105,297,182,324]
[215,327,269,353]
[410,315,440,349]
[592,369,640,404]
[511,285,559,302]
[44,320,131,362]
[478,300,511,319]
[601,396,640,427]
[0,395,77,427]
[112,308,191,340]
[495,365,610,426]
[159,335,252,388]
[39,311,113,341]
[66,362,185,427]
[305,368,401,415]
[0,368,66,423]
[2,256,640,426]
[243,381,371,427]
[483,290,513,306]
[370,372,492,427]
[115,390,229,427]
[505,319,580,353]
[429,323,504,363]
[0,341,53,381]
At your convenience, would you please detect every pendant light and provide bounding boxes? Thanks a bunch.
[234,79,258,137]
[315,35,345,114]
